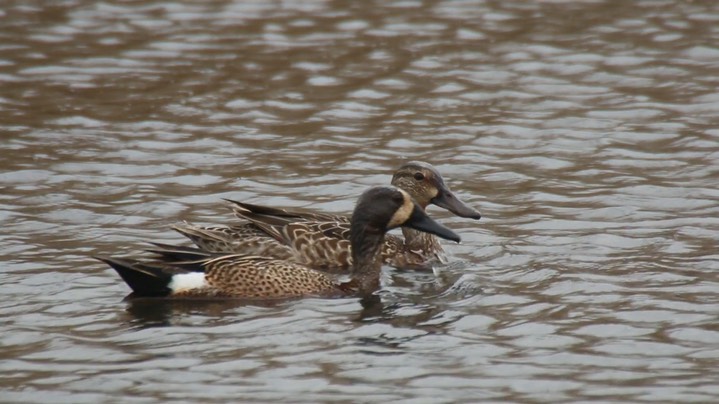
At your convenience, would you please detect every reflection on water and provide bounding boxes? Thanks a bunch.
[123,293,441,332]
[122,297,290,329]
[2,0,719,402]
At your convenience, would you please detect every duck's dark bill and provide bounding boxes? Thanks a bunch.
[432,188,481,220]
[406,206,461,243]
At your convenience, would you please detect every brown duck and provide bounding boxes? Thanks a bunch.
[94,186,461,299]
[173,161,480,270]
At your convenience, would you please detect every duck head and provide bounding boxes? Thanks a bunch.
[391,161,481,220]
[350,186,461,243]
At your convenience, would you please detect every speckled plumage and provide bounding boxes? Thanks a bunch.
[183,254,340,298]
[174,161,481,271]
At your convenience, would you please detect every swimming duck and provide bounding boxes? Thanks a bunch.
[173,161,480,270]
[95,186,461,299]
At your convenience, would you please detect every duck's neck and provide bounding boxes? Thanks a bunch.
[350,221,385,295]
[401,227,443,254]
[401,205,443,254]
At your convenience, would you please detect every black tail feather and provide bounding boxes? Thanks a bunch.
[94,256,173,297]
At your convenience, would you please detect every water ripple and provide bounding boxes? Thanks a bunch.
[2,0,719,402]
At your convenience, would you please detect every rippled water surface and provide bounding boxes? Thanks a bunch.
[2,1,719,402]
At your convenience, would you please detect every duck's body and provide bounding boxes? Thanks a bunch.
[174,162,480,270]
[97,250,343,299]
[96,186,461,299]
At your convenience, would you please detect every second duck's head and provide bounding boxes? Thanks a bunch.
[351,186,461,243]
[391,161,481,220]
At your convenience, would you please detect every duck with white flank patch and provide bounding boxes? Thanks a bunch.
[95,186,461,299]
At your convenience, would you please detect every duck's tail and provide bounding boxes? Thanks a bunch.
[94,256,174,297]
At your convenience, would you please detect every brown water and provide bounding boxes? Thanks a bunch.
[2,1,719,402]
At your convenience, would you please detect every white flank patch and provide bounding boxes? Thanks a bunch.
[168,272,207,292]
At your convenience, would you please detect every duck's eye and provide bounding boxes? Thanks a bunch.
[413,172,425,181]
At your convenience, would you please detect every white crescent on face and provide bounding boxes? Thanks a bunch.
[387,189,415,229]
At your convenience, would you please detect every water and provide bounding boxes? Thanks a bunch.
[2,1,719,402]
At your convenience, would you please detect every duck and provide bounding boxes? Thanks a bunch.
[173,161,480,270]
[94,186,461,299]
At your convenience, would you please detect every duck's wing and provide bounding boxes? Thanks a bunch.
[225,204,355,269]
[225,199,348,224]
[172,222,295,259]
[272,221,354,269]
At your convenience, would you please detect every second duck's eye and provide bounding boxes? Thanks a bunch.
[414,172,425,181]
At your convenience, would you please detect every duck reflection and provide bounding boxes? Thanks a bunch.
[122,294,287,328]
[123,272,479,331]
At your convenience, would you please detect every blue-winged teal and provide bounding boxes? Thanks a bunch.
[174,161,480,270]
[95,186,461,299]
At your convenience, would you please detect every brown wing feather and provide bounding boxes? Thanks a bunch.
[173,222,295,259]
[226,199,347,223]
